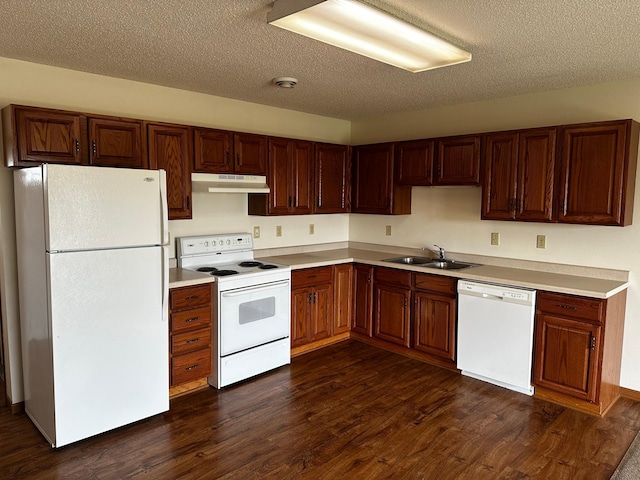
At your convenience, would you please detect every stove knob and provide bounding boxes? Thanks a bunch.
[204,241,209,247]
[226,240,231,245]
[212,240,216,246]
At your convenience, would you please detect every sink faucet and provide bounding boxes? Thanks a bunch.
[433,244,446,260]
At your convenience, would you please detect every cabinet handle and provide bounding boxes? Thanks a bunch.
[559,304,577,311]
[367,274,371,284]
[92,140,97,158]
[185,295,200,300]
[186,338,201,344]
[236,153,240,166]
[308,293,312,304]
[313,292,317,303]
[185,364,200,371]
[308,275,317,279]
[294,196,297,207]
[404,297,408,307]
[590,335,596,350]
[226,151,231,163]
[75,139,80,154]
[185,317,200,323]
[288,196,292,207]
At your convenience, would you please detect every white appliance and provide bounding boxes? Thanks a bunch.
[177,233,291,388]
[14,164,170,448]
[457,280,536,396]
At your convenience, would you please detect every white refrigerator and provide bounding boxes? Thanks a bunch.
[14,164,170,448]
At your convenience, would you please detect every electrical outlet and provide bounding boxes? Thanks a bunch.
[385,225,392,236]
[276,225,282,237]
[253,226,260,239]
[491,232,500,246]
[536,234,546,249]
[309,224,315,235]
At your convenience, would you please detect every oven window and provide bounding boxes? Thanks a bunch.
[239,297,276,324]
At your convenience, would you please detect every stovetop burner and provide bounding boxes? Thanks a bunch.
[258,264,279,270]
[238,261,262,268]
[214,270,239,277]
[196,267,219,273]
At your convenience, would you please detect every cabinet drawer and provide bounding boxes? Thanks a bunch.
[414,273,456,296]
[171,347,212,386]
[170,284,212,310]
[170,306,212,332]
[537,292,604,323]
[171,327,212,356]
[374,267,412,287]
[292,266,333,288]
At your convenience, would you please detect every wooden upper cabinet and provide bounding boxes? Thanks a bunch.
[352,143,411,215]
[482,128,556,222]
[435,135,481,185]
[557,120,639,226]
[315,143,351,213]
[4,105,87,166]
[290,140,315,214]
[395,139,434,186]
[147,123,192,220]
[234,132,267,175]
[88,117,146,168]
[193,127,233,173]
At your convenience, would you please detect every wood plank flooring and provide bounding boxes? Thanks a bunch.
[2,340,640,479]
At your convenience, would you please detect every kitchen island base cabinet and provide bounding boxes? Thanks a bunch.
[533,290,627,416]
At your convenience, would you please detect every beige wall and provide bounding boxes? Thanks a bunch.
[0,57,351,403]
[351,78,640,391]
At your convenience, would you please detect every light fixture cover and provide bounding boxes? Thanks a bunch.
[268,0,471,73]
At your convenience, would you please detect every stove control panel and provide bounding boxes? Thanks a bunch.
[178,233,253,256]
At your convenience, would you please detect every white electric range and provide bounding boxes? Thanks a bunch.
[177,233,291,388]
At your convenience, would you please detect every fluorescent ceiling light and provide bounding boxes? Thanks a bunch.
[268,0,472,73]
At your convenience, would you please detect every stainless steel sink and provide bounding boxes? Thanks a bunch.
[383,256,435,265]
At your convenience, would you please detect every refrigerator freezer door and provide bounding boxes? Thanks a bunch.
[43,164,165,252]
[47,246,168,447]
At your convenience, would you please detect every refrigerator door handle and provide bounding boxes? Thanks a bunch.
[158,169,169,246]
[161,246,169,323]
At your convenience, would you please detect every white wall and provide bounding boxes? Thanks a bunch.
[351,79,640,391]
[0,57,351,403]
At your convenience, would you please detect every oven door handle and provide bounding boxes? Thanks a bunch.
[221,280,290,298]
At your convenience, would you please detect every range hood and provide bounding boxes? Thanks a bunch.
[191,173,270,194]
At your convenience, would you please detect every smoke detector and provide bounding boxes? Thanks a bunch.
[272,77,298,88]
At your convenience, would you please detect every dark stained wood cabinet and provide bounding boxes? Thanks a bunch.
[413,273,457,368]
[147,122,192,220]
[435,135,481,185]
[533,290,627,416]
[89,117,146,168]
[373,267,412,347]
[395,139,434,186]
[557,120,639,226]
[352,143,411,214]
[169,284,213,387]
[291,266,333,347]
[315,143,351,213]
[193,128,267,175]
[333,264,353,335]
[352,264,374,336]
[249,137,314,215]
[482,128,556,221]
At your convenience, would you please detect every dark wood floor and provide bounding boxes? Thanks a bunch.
[2,340,640,479]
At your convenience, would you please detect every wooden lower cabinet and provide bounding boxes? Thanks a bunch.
[333,264,353,335]
[352,264,374,336]
[533,290,626,415]
[291,266,333,348]
[413,274,457,368]
[373,268,412,347]
[169,284,213,387]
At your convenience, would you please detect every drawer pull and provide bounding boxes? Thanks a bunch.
[185,295,200,300]
[559,305,577,310]
[185,317,200,323]
[308,275,317,279]
[185,338,201,344]
[185,364,200,371]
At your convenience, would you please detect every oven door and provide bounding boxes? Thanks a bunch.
[219,280,290,356]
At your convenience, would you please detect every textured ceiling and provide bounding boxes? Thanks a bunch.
[1,0,640,120]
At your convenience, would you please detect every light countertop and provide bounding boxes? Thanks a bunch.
[169,268,215,288]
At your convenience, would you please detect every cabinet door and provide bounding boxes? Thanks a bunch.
[315,143,351,213]
[482,132,518,220]
[558,121,632,226]
[147,123,192,220]
[352,143,394,214]
[374,283,411,347]
[435,135,481,185]
[414,291,456,361]
[267,137,292,215]
[516,128,556,221]
[352,264,373,336]
[291,140,314,214]
[193,128,233,173]
[14,106,87,166]
[395,139,434,186]
[234,133,267,175]
[533,314,600,402]
[89,118,146,168]
[311,283,332,341]
[291,287,311,347]
[333,264,353,335]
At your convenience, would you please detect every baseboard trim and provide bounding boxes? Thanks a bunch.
[10,400,24,414]
[620,387,640,402]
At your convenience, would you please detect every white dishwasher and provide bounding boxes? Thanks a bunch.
[457,280,536,396]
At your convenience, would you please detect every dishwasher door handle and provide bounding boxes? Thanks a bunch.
[481,293,505,301]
